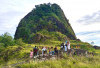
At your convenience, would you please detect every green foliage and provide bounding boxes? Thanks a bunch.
[0,32,25,51]
[15,38,25,46]
[28,33,36,43]
[70,40,94,51]
[0,43,5,52]
[14,3,76,43]
[0,37,100,67]
[36,29,67,41]
[0,32,15,47]
[15,55,100,68]
[17,27,31,42]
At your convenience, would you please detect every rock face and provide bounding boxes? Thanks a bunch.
[14,3,77,43]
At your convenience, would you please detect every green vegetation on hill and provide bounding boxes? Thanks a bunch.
[14,3,76,43]
[0,32,100,68]
[0,3,100,68]
[0,32,14,47]
[0,32,24,52]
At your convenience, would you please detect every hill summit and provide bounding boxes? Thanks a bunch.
[14,3,77,43]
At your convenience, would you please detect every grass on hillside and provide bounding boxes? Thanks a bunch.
[15,54,100,68]
[0,40,100,68]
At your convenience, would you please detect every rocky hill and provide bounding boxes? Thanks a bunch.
[14,3,77,43]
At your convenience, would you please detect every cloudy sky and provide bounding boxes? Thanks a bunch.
[0,0,100,46]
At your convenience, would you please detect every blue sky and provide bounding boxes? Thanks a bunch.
[0,0,100,46]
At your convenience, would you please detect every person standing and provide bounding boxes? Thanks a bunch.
[37,47,39,55]
[67,41,71,55]
[64,40,67,52]
[64,44,67,52]
[54,46,58,56]
[33,46,37,56]
[61,43,64,51]
[67,41,70,50]
[30,50,33,59]
[42,47,47,56]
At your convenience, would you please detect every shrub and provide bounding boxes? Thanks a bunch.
[0,32,15,47]
[15,38,25,46]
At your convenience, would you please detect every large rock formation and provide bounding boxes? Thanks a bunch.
[14,3,77,43]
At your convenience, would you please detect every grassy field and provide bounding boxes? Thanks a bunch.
[0,40,100,68]
[15,54,100,68]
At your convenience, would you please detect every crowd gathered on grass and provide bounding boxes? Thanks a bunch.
[30,40,71,59]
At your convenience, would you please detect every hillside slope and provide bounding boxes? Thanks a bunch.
[14,3,76,43]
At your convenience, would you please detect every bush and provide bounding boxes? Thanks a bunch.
[0,32,15,47]
[0,43,5,52]
[15,38,25,46]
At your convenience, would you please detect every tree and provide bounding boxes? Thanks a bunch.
[0,32,14,47]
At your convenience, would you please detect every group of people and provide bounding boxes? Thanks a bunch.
[30,46,59,59]
[30,40,70,59]
[61,41,70,52]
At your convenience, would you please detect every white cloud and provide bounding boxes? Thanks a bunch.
[77,35,100,46]
[76,31,100,46]
[75,9,100,46]
[78,11,100,25]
